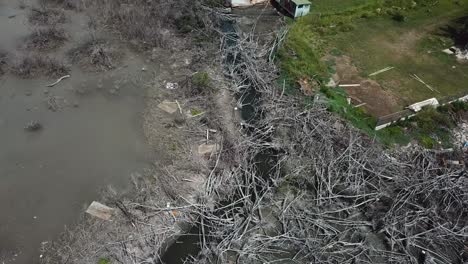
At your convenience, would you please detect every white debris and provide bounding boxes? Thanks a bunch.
[369,66,394,77]
[86,201,115,221]
[407,98,439,112]
[325,78,337,87]
[157,100,179,114]
[442,48,455,54]
[339,84,361,87]
[165,82,179,90]
[198,144,220,156]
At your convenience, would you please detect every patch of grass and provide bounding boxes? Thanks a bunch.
[190,108,204,116]
[10,54,70,79]
[192,72,210,88]
[24,27,67,50]
[189,72,213,95]
[98,258,111,264]
[321,87,377,134]
[68,38,120,71]
[280,0,468,102]
[320,87,466,148]
[28,7,66,25]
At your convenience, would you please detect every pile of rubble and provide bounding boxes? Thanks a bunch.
[443,46,468,61]
[454,121,468,150]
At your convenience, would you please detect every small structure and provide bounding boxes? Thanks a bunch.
[274,0,311,18]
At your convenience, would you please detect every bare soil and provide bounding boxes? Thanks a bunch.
[334,55,401,117]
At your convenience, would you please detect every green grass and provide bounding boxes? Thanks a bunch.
[278,0,468,147]
[280,0,468,102]
[320,87,466,148]
[98,258,111,264]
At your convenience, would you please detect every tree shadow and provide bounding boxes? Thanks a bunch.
[438,16,468,48]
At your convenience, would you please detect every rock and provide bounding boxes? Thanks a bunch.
[158,100,179,114]
[85,201,115,221]
[25,121,42,131]
[25,91,32,96]
[198,144,220,156]
[72,102,79,108]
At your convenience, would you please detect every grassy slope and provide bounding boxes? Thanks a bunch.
[278,0,468,147]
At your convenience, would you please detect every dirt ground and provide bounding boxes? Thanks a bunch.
[333,55,401,117]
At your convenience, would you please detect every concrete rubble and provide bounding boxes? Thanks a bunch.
[198,143,220,156]
[86,201,115,221]
[443,46,468,61]
[157,100,179,114]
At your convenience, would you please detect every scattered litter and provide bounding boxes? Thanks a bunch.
[198,144,220,156]
[25,121,42,131]
[411,74,440,93]
[446,160,461,166]
[298,78,315,96]
[442,47,456,55]
[158,100,179,114]
[325,78,337,87]
[86,201,115,221]
[407,98,439,112]
[369,66,394,77]
[338,84,361,87]
[166,82,179,90]
[46,75,70,87]
[354,103,367,108]
[443,46,468,60]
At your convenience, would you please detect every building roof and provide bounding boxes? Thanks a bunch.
[292,0,311,5]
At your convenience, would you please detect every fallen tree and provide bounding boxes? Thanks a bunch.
[184,14,468,264]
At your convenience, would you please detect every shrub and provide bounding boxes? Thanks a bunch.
[10,54,69,78]
[24,27,67,50]
[28,7,66,25]
[192,72,211,88]
[68,38,120,71]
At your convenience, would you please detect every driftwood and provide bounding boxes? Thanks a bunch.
[46,74,70,87]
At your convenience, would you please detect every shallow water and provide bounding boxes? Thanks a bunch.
[0,1,154,263]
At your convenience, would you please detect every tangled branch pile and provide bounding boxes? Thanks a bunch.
[184,17,468,264]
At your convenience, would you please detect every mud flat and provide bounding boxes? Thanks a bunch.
[0,0,155,263]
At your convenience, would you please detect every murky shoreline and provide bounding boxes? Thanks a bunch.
[0,0,155,262]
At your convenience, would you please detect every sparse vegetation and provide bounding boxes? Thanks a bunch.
[67,38,120,71]
[28,7,66,25]
[77,0,213,49]
[97,258,110,264]
[0,51,8,77]
[24,27,67,50]
[192,72,211,89]
[10,54,69,78]
[39,0,83,10]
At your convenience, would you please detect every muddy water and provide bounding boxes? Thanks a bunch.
[0,1,154,263]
